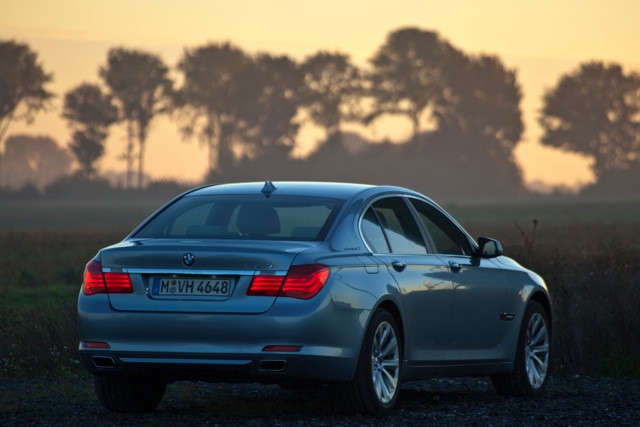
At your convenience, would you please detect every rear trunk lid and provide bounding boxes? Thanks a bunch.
[100,238,318,314]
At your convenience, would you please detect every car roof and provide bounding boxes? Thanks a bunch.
[186,181,382,200]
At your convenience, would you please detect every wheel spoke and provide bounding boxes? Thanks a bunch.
[380,335,397,358]
[377,325,390,348]
[532,343,549,355]
[381,358,399,369]
[530,323,547,346]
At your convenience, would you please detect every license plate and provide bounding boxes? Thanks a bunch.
[151,278,233,297]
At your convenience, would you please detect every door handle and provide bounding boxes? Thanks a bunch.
[391,260,406,272]
[448,261,462,272]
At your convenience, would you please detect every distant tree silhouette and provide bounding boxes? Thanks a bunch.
[300,51,362,142]
[437,54,523,156]
[62,83,118,178]
[540,62,640,176]
[245,53,304,158]
[176,42,255,175]
[367,28,459,140]
[0,40,54,187]
[3,135,71,191]
[367,28,525,194]
[100,48,172,188]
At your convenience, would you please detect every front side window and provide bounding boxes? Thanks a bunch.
[409,199,473,255]
[361,197,427,255]
[134,195,343,241]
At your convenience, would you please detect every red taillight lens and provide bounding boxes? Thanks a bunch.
[247,264,330,299]
[281,264,330,299]
[104,272,133,293]
[247,275,285,297]
[83,260,107,295]
[82,260,133,295]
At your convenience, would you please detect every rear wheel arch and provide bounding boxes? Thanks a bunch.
[337,306,402,415]
[374,299,404,354]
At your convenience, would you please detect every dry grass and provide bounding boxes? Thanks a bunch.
[1,199,639,378]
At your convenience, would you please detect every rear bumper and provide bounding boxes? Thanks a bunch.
[79,349,355,382]
[77,292,366,382]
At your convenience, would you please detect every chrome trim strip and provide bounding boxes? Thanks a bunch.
[120,357,251,366]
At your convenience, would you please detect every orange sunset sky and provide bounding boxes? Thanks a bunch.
[2,0,639,189]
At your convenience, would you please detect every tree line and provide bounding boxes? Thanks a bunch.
[1,27,639,198]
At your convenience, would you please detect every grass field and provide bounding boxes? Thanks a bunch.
[1,196,639,378]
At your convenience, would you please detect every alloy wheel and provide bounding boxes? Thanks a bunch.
[371,321,400,403]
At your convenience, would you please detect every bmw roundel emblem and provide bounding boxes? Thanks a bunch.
[182,253,196,267]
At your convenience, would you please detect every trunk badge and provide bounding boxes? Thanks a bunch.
[182,253,196,267]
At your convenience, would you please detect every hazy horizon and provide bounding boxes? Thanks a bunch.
[2,0,639,190]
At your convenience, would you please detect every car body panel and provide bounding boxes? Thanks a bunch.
[373,253,453,362]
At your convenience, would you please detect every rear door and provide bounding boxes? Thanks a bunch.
[361,197,453,363]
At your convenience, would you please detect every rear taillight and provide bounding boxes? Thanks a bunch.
[82,260,133,295]
[247,264,330,300]
[83,260,107,295]
[247,275,285,297]
[281,264,330,299]
[104,272,133,293]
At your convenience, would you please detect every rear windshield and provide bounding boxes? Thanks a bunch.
[133,195,343,241]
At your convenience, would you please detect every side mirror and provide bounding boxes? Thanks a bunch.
[477,237,503,258]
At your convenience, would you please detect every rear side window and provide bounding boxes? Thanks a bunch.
[134,195,343,241]
[362,197,427,255]
[361,208,390,253]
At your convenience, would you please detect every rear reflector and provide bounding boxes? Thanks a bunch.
[82,260,133,295]
[247,264,330,300]
[84,341,110,349]
[263,345,301,352]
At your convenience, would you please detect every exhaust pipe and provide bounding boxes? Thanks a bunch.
[92,356,116,369]
[258,359,287,372]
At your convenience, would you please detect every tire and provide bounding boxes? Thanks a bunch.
[492,300,551,398]
[94,374,166,413]
[337,309,402,415]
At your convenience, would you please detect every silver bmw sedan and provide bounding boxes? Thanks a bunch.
[78,181,551,415]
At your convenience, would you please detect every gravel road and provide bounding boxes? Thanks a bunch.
[2,375,639,426]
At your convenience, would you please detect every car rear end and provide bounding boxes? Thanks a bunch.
[77,184,367,384]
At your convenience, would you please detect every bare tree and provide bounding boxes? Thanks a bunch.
[0,40,54,187]
[100,48,172,188]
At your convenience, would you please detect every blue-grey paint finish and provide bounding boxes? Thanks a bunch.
[78,181,550,384]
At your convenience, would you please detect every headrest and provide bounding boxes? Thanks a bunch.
[236,205,280,236]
